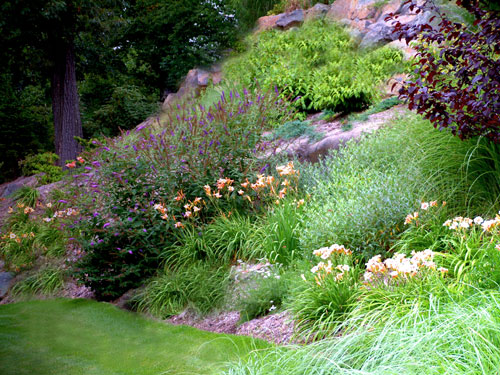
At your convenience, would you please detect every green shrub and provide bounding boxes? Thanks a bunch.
[229,0,283,32]
[164,213,260,268]
[299,154,420,259]
[82,84,158,138]
[298,112,500,260]
[18,152,63,185]
[0,78,53,181]
[224,19,404,113]
[132,262,230,318]
[1,201,73,272]
[290,258,361,339]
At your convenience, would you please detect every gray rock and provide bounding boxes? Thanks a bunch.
[359,19,398,48]
[0,175,39,198]
[0,272,14,299]
[305,3,330,20]
[276,9,304,30]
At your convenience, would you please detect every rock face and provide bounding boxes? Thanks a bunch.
[324,0,435,48]
[162,67,222,109]
[253,1,431,50]
[0,175,38,199]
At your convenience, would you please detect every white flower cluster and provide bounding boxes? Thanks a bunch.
[364,250,447,283]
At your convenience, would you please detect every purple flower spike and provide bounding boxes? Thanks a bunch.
[103,223,111,228]
[128,250,133,254]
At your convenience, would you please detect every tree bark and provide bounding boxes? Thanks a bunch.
[52,38,83,167]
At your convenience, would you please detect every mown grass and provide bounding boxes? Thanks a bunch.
[0,299,269,375]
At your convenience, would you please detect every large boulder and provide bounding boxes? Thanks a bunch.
[276,9,304,30]
[256,14,280,32]
[305,3,331,20]
[359,0,438,48]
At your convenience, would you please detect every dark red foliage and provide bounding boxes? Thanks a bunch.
[387,0,500,141]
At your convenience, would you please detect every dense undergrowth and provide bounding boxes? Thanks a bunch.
[224,19,405,113]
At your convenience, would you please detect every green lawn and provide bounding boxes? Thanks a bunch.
[0,298,269,375]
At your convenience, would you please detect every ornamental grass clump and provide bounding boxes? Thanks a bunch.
[70,88,295,300]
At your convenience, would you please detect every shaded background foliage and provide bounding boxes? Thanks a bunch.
[0,0,269,182]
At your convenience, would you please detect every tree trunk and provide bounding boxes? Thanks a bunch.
[52,38,83,167]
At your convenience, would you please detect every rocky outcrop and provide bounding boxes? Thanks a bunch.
[162,66,222,109]
[278,105,407,162]
[325,0,435,48]
[253,1,432,50]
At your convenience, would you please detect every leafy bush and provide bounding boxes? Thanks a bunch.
[18,152,63,185]
[299,149,421,259]
[392,0,500,141]
[247,198,305,265]
[72,88,294,300]
[298,111,500,260]
[164,213,260,268]
[290,245,361,338]
[82,84,158,138]
[398,206,500,289]
[0,77,53,182]
[229,0,283,32]
[224,19,404,113]
[131,262,230,318]
[0,202,74,272]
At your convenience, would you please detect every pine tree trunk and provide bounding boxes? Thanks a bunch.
[52,38,83,167]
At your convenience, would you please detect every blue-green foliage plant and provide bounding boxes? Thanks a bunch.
[224,19,404,113]
[297,110,500,261]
